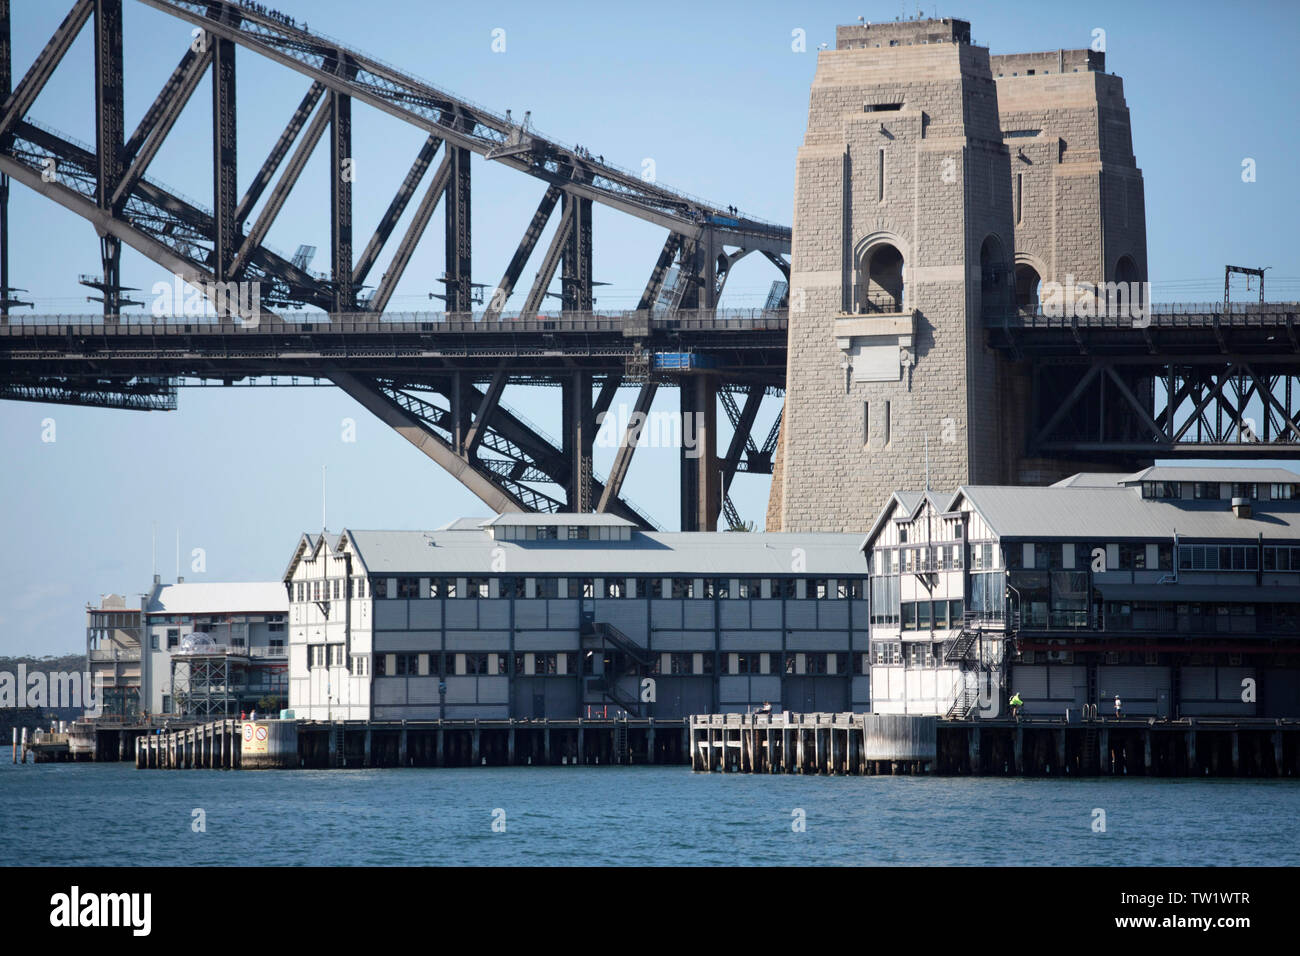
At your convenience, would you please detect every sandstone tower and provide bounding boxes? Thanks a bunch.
[770,19,1147,532]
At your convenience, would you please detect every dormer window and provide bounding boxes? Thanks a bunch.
[1141,481,1181,500]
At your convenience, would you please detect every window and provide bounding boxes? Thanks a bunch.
[1194,482,1221,500]
[309,645,326,668]
[537,526,558,540]
[501,577,527,598]
[351,655,369,677]
[329,645,345,667]
[872,640,901,665]
[1118,544,1146,570]
[466,577,489,598]
[535,578,560,599]
[576,578,595,598]
[901,602,917,630]
[372,578,388,599]
[772,578,798,599]
[1271,483,1297,500]
[604,578,627,598]
[150,635,159,651]
[395,653,419,675]
[1178,544,1259,571]
[633,577,659,599]
[166,628,179,649]
[1231,483,1258,500]
[270,639,284,652]
[865,102,903,112]
[671,578,694,599]
[808,579,829,600]
[568,526,589,541]
[736,578,761,599]
[710,578,730,599]
[1142,481,1181,500]
[949,599,964,624]
[396,577,420,598]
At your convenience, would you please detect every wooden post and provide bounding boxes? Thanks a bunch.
[399,725,408,766]
[1274,730,1284,777]
[1231,732,1240,775]
[647,722,656,765]
[1013,726,1024,775]
[1099,729,1110,775]
[436,726,445,767]
[1143,729,1152,775]
[508,725,516,766]
[364,728,373,767]
[575,721,583,766]
[543,724,551,765]
[1055,729,1066,775]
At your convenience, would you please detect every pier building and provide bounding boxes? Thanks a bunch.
[284,515,868,721]
[863,466,1300,719]
[87,579,288,719]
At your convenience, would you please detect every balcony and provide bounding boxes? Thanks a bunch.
[88,648,142,662]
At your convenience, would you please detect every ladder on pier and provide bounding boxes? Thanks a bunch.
[613,720,630,765]
[331,722,346,768]
[1081,727,1099,774]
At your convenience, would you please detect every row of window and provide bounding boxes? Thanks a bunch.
[297,576,869,602]
[305,650,867,677]
[900,599,967,631]
[1143,481,1295,500]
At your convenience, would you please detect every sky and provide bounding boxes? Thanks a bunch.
[1,0,1298,655]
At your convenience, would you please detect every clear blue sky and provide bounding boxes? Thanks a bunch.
[2,0,1297,654]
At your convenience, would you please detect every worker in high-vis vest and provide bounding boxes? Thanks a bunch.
[1009,692,1023,719]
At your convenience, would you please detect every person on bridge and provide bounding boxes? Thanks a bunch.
[1114,695,1122,719]
[1009,691,1023,720]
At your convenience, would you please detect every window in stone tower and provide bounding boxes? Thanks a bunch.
[878,148,885,202]
[884,401,892,445]
[1016,173,1023,224]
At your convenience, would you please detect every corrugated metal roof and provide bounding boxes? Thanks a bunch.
[146,582,288,615]
[339,529,868,576]
[958,485,1300,541]
[1051,472,1130,487]
[1123,465,1300,484]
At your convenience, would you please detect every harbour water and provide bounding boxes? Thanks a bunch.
[4,754,1298,866]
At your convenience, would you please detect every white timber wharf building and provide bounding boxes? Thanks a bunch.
[863,466,1300,719]
[88,578,289,720]
[284,514,870,721]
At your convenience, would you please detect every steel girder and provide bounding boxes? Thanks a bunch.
[0,0,793,531]
[1030,358,1300,457]
[134,0,790,253]
[332,371,656,527]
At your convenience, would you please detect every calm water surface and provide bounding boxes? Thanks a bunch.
[3,755,1297,866]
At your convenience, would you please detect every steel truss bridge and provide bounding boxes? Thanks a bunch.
[1,2,1298,532]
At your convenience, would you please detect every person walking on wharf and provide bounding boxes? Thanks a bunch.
[1009,691,1023,720]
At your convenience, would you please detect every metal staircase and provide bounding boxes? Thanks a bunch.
[582,619,652,716]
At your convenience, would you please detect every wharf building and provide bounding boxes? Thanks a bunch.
[862,467,1300,719]
[284,515,868,721]
[87,579,288,719]
[773,17,1148,531]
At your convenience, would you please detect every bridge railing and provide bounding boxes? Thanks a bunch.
[0,308,790,335]
[987,301,1300,329]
